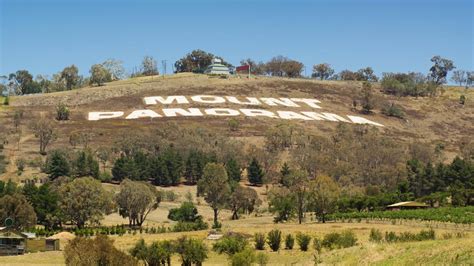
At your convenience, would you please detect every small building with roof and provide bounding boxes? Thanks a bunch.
[204,58,230,75]
[386,201,429,211]
[0,227,60,255]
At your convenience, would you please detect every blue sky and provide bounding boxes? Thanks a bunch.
[1,0,472,78]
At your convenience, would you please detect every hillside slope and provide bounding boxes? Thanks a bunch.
[1,73,473,180]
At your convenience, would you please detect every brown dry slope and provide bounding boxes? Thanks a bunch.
[1,73,473,180]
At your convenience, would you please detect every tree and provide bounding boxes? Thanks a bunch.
[357,67,378,82]
[280,162,291,186]
[312,63,334,80]
[197,163,230,227]
[285,169,309,224]
[175,49,231,73]
[225,157,241,183]
[8,70,41,95]
[175,236,208,266]
[30,117,56,155]
[265,56,287,76]
[115,179,161,227]
[229,186,261,220]
[130,239,174,266]
[55,102,70,121]
[451,70,467,86]
[102,58,126,80]
[360,81,375,114]
[65,235,138,266]
[89,64,111,86]
[72,149,100,178]
[95,146,111,172]
[59,177,113,228]
[429,56,455,85]
[60,65,79,90]
[282,60,304,78]
[247,158,264,186]
[141,56,159,76]
[184,150,208,184]
[0,193,37,230]
[308,175,340,223]
[44,149,70,179]
[22,183,61,229]
[168,201,202,222]
[268,187,295,223]
[467,71,474,88]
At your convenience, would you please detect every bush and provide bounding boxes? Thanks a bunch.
[313,237,323,253]
[256,252,269,266]
[266,229,282,252]
[369,228,383,243]
[16,158,26,173]
[213,235,248,256]
[98,171,112,182]
[231,248,256,266]
[296,233,311,251]
[285,234,294,250]
[228,119,240,132]
[168,201,201,222]
[384,231,398,243]
[322,231,357,250]
[3,96,9,105]
[254,233,266,250]
[172,220,208,232]
[56,102,70,121]
[381,102,405,119]
[163,190,179,202]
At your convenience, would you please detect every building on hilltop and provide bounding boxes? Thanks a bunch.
[204,58,230,75]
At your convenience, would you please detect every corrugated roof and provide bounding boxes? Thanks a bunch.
[387,201,428,207]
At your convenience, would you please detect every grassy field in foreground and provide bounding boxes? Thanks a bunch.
[0,221,472,266]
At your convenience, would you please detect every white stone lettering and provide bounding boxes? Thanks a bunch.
[240,109,278,118]
[347,115,385,127]
[162,108,203,117]
[191,95,226,104]
[225,96,261,105]
[260,98,300,107]
[205,108,240,116]
[301,112,351,123]
[88,111,124,121]
[277,111,314,120]
[126,109,161,119]
[144,96,189,105]
[291,98,322,108]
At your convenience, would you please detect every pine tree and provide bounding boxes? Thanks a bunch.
[247,158,264,186]
[226,157,241,182]
[280,162,291,186]
[45,150,70,180]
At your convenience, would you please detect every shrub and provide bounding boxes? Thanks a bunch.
[3,96,9,105]
[56,102,70,121]
[231,248,256,266]
[322,231,357,250]
[163,190,179,202]
[168,201,201,222]
[417,229,435,241]
[313,237,323,253]
[285,234,294,250]
[381,102,405,119]
[459,95,466,105]
[175,236,208,266]
[256,252,269,266]
[339,230,357,248]
[213,235,248,256]
[384,231,398,243]
[254,233,266,250]
[172,220,208,232]
[296,233,311,251]
[98,171,112,182]
[266,229,282,252]
[369,228,383,243]
[228,118,240,132]
[16,158,26,173]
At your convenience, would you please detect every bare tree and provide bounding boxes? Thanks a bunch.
[30,117,56,155]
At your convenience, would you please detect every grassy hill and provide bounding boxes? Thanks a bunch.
[1,73,473,181]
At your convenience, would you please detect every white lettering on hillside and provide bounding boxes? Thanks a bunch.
[144,96,189,105]
[162,108,203,117]
[87,94,385,127]
[88,111,124,121]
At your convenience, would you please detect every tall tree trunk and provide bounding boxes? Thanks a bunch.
[213,208,219,227]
